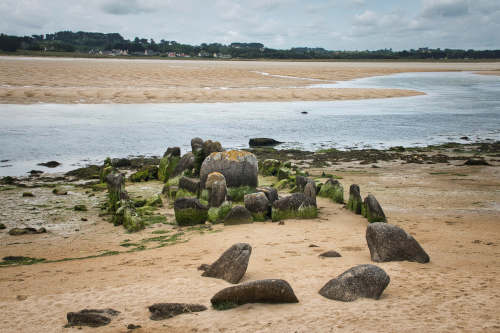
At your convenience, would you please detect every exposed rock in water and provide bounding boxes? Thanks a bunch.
[174,197,208,226]
[37,161,60,168]
[9,227,46,235]
[65,165,100,180]
[201,243,252,284]
[347,184,362,214]
[319,264,390,302]
[362,194,386,223]
[0,176,17,185]
[200,150,258,188]
[366,222,430,263]
[148,303,207,321]
[211,279,299,309]
[66,308,120,327]
[463,158,490,166]
[249,138,282,147]
[244,192,269,221]
[319,250,341,258]
[224,206,253,225]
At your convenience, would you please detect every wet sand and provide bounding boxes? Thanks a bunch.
[0,148,499,332]
[1,57,500,104]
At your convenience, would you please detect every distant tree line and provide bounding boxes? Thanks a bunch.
[1,31,499,59]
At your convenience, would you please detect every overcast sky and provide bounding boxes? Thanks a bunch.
[1,0,499,50]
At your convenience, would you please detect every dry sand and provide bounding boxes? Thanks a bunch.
[0,156,499,332]
[1,57,500,104]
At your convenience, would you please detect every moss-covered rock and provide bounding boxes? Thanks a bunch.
[277,167,292,180]
[146,194,163,207]
[22,192,34,197]
[271,205,318,221]
[66,165,101,180]
[130,165,158,182]
[224,206,253,225]
[260,159,281,176]
[52,187,68,195]
[158,148,181,182]
[318,179,344,204]
[99,158,114,183]
[347,184,362,214]
[200,150,258,188]
[227,186,256,203]
[112,200,144,232]
[106,173,128,213]
[174,198,208,226]
[74,204,87,211]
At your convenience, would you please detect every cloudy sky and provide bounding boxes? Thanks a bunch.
[1,0,499,50]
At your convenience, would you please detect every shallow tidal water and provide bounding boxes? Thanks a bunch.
[0,71,499,176]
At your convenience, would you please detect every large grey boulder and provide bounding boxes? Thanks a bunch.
[200,150,258,188]
[211,279,299,308]
[224,206,253,225]
[256,186,279,204]
[66,308,120,327]
[319,264,390,302]
[366,223,430,263]
[179,176,200,195]
[244,192,269,220]
[201,243,252,284]
[149,303,207,321]
[362,194,386,223]
[347,184,362,214]
[173,152,195,176]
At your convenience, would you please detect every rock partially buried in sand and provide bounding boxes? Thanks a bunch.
[66,308,120,327]
[319,250,341,258]
[148,303,207,321]
[347,184,362,214]
[211,279,299,309]
[8,227,46,236]
[202,243,252,284]
[174,197,208,226]
[366,222,430,263]
[319,264,390,302]
[224,206,253,225]
[362,194,386,223]
[244,192,269,221]
[463,158,490,166]
[200,150,258,188]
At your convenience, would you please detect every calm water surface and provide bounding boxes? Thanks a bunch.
[0,71,499,176]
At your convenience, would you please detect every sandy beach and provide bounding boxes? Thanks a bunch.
[0,143,499,332]
[1,57,500,104]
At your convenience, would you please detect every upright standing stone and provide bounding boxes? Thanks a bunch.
[362,194,386,222]
[347,184,362,214]
[201,243,252,284]
[158,147,181,182]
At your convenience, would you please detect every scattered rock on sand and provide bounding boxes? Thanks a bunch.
[249,138,282,147]
[366,222,430,263]
[179,176,201,195]
[37,161,60,168]
[66,308,120,327]
[224,206,253,225]
[319,250,341,258]
[319,264,390,302]
[52,187,68,196]
[244,192,269,221]
[149,303,207,321]
[463,158,490,166]
[0,223,6,230]
[127,324,142,330]
[201,243,252,284]
[347,184,362,214]
[211,279,299,309]
[22,192,34,197]
[362,194,386,223]
[256,186,279,204]
[8,227,46,236]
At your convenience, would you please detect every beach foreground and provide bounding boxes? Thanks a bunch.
[0,143,499,332]
[1,57,499,104]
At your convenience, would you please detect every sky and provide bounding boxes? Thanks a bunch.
[0,0,499,50]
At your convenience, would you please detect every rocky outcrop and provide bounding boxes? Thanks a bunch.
[37,161,60,168]
[256,186,279,205]
[366,223,430,263]
[347,184,362,214]
[173,152,195,176]
[272,193,317,221]
[8,227,46,235]
[201,243,252,284]
[211,279,299,308]
[174,198,208,226]
[224,206,253,225]
[149,303,207,321]
[200,150,258,188]
[66,308,120,327]
[319,264,390,302]
[249,138,282,147]
[244,192,269,221]
[179,176,200,195]
[362,194,386,223]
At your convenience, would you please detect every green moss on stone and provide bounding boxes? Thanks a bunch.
[158,155,180,182]
[175,188,197,200]
[73,204,87,211]
[251,212,267,222]
[175,208,208,226]
[227,186,256,202]
[130,165,158,182]
[318,182,344,204]
[146,194,163,207]
[347,197,362,214]
[271,205,318,221]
